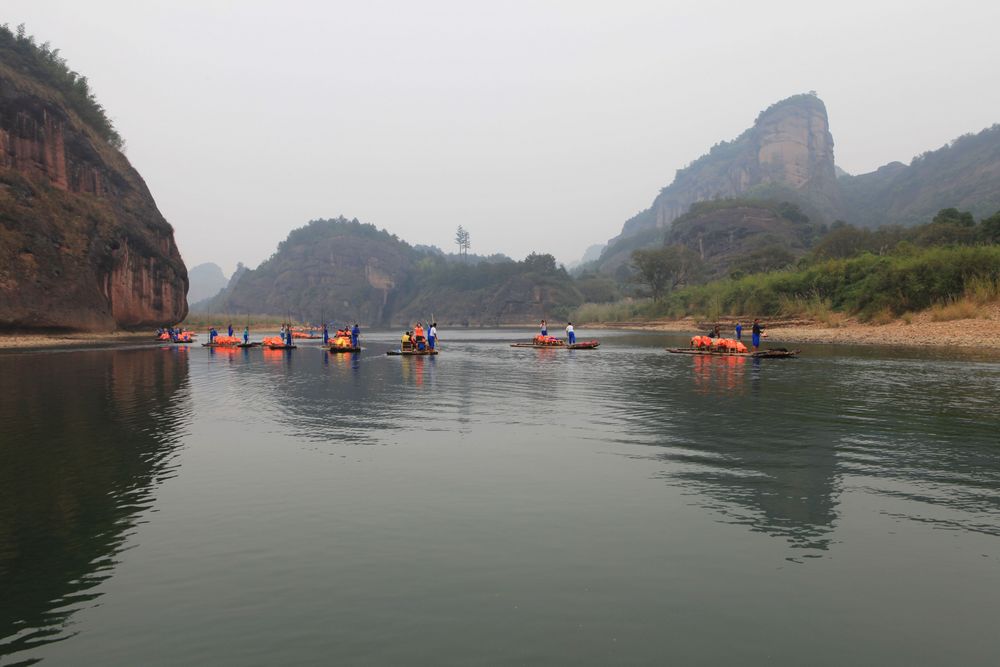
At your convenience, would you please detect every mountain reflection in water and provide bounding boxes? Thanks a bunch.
[0,348,191,662]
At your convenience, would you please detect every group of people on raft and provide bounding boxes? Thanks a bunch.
[324,323,361,349]
[692,319,766,353]
[156,326,194,343]
[401,322,438,352]
[208,323,250,346]
[533,319,577,346]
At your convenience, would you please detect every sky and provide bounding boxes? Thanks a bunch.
[5,0,1000,276]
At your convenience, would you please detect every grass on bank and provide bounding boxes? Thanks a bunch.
[573,245,1000,325]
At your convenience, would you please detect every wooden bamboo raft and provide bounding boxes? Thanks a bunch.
[666,348,799,358]
[510,341,600,349]
[327,346,361,353]
[387,349,438,356]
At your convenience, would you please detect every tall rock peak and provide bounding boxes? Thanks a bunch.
[615,93,840,244]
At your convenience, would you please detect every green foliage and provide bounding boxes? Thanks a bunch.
[0,23,123,149]
[631,244,703,301]
[656,244,1000,320]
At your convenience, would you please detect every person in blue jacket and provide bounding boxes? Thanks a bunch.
[735,321,743,341]
[228,322,234,337]
[323,323,329,346]
[285,327,292,347]
[243,326,249,344]
[751,319,764,350]
[209,327,218,344]
[351,323,360,349]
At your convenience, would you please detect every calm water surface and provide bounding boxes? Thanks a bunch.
[1,330,999,665]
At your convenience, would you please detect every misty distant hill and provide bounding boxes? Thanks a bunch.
[187,263,230,304]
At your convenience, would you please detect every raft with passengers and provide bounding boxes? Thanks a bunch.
[389,322,438,356]
[511,320,599,349]
[667,332,799,359]
[325,324,361,353]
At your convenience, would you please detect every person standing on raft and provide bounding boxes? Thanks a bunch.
[566,322,576,345]
[351,323,360,349]
[735,321,743,341]
[751,319,764,351]
[540,320,548,336]
[243,325,250,345]
[228,322,234,337]
[285,326,293,347]
[428,322,438,350]
[322,323,329,346]
[413,322,426,351]
[209,327,218,344]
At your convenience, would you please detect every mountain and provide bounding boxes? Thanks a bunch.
[609,93,839,250]
[207,217,584,325]
[0,26,187,331]
[187,263,229,304]
[840,125,1000,227]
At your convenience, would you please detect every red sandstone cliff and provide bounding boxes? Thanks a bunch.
[0,59,187,331]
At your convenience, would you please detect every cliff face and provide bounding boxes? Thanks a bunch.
[0,61,187,330]
[612,94,840,246]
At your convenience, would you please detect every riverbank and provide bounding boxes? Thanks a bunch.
[597,302,1000,349]
[0,331,157,352]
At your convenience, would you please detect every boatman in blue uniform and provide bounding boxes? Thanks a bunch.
[428,322,437,350]
[209,327,218,344]
[323,323,329,346]
[228,322,234,337]
[566,322,576,345]
[285,327,293,347]
[540,320,547,336]
[351,323,360,349]
[752,319,763,351]
[243,325,249,344]
[735,321,743,341]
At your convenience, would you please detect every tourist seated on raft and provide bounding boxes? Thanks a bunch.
[401,331,414,351]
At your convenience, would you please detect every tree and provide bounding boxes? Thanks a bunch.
[980,211,1000,244]
[455,225,470,259]
[630,245,703,301]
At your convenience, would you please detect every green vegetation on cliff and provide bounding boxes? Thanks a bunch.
[0,23,122,148]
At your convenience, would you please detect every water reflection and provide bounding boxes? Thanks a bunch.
[0,349,191,663]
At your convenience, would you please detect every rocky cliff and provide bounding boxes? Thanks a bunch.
[187,262,230,305]
[0,29,187,331]
[610,94,840,250]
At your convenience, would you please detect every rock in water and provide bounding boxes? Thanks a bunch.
[0,36,187,331]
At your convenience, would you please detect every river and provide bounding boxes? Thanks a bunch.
[1,329,998,665]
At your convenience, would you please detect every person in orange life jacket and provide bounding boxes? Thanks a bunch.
[414,322,426,351]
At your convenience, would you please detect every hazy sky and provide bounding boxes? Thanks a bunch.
[5,1,1000,275]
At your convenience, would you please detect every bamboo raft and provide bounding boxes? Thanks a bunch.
[510,341,600,350]
[387,349,438,356]
[237,342,262,348]
[327,346,361,353]
[666,347,800,359]
[265,344,297,350]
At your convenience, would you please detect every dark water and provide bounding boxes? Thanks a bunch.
[1,330,999,666]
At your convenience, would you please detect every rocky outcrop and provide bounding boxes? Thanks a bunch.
[0,60,187,331]
[609,94,841,249]
[187,263,230,305]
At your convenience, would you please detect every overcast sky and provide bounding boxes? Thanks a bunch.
[5,0,1000,275]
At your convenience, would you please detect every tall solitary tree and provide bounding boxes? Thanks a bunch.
[455,226,471,259]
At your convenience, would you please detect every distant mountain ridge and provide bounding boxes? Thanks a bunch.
[595,93,1000,275]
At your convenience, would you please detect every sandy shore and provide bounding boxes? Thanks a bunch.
[597,303,1000,349]
[0,331,160,352]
